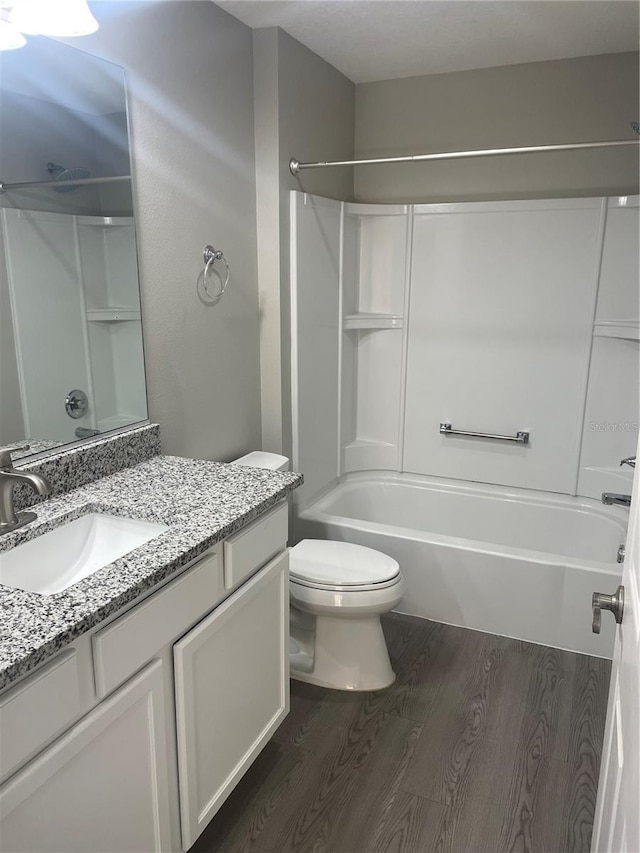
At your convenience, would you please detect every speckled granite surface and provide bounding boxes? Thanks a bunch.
[1,439,66,459]
[12,424,161,512]
[0,455,302,691]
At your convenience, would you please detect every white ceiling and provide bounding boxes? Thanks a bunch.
[215,0,640,84]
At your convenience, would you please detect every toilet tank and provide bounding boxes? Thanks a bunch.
[231,451,290,472]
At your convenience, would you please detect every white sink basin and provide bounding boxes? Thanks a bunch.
[0,513,169,596]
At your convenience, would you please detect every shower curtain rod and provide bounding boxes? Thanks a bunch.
[289,139,638,175]
[0,175,131,194]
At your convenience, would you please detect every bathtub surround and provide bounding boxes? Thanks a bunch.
[354,52,640,203]
[7,423,160,513]
[190,613,611,853]
[291,192,638,505]
[290,191,637,655]
[0,455,302,690]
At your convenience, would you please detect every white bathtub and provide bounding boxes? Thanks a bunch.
[296,472,627,657]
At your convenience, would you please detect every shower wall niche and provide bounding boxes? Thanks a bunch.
[290,191,639,509]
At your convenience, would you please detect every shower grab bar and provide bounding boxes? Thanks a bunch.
[0,175,131,194]
[440,422,530,444]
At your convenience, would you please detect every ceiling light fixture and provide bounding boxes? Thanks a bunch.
[9,0,98,38]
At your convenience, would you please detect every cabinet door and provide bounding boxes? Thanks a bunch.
[0,660,172,853]
[174,550,289,850]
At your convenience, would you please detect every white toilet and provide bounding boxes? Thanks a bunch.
[232,451,405,691]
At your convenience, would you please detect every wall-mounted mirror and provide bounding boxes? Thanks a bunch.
[0,37,148,459]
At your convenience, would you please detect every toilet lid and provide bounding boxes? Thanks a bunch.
[290,539,400,587]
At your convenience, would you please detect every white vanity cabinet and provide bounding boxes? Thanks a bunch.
[175,550,289,849]
[0,660,172,853]
[0,502,290,853]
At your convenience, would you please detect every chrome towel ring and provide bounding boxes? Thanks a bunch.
[199,244,230,303]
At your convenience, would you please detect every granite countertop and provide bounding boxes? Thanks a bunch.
[0,455,302,691]
[1,439,66,459]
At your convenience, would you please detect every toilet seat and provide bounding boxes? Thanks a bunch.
[290,539,400,592]
[290,574,402,593]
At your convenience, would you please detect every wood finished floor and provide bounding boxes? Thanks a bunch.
[192,614,611,853]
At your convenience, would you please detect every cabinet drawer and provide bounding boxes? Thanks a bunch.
[93,549,223,698]
[223,502,288,589]
[0,650,80,781]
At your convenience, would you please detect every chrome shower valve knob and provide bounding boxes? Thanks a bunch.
[65,389,89,419]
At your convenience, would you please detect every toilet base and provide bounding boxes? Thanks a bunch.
[290,611,396,692]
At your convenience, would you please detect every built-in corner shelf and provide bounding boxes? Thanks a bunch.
[87,307,141,323]
[344,313,403,330]
[593,320,640,342]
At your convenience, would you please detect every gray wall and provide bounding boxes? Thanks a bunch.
[57,1,262,461]
[354,52,640,202]
[253,27,355,454]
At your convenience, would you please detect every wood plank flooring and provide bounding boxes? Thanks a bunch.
[191,614,611,853]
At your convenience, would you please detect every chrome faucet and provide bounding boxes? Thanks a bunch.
[0,447,51,534]
[620,456,636,469]
[602,492,632,508]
